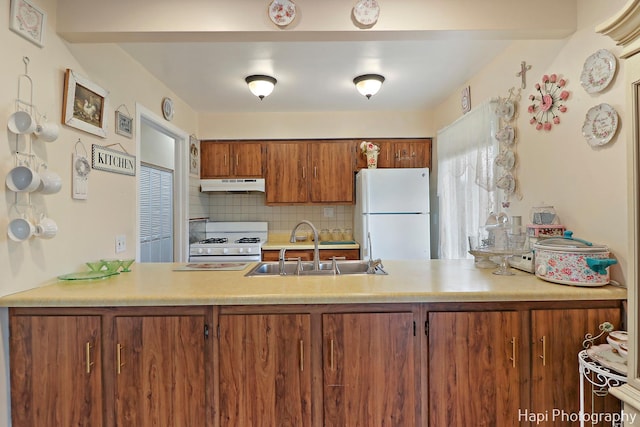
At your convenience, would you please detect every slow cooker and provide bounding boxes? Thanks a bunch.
[533,231,617,287]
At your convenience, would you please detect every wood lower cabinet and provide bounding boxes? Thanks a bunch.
[261,248,359,261]
[323,312,418,426]
[9,307,213,427]
[10,314,103,427]
[428,310,522,426]
[216,305,421,427]
[218,313,312,426]
[427,303,623,426]
[113,315,208,426]
[531,307,622,426]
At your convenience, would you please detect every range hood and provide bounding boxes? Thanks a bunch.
[200,178,265,193]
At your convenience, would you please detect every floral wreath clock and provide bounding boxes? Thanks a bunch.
[527,74,569,131]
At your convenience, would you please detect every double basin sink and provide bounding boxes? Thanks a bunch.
[245,260,387,276]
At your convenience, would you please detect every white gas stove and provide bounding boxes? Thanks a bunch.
[189,221,268,262]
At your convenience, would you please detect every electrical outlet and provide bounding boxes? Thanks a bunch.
[115,235,126,253]
[323,207,335,217]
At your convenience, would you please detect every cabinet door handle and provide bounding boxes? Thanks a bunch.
[236,154,239,166]
[539,336,546,366]
[116,343,125,374]
[299,340,304,372]
[509,337,517,368]
[85,342,94,374]
[330,339,335,370]
[314,166,317,178]
[223,154,227,166]
[302,166,306,179]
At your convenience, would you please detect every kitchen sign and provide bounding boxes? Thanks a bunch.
[92,144,136,176]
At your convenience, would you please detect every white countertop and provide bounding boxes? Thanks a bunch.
[0,260,626,307]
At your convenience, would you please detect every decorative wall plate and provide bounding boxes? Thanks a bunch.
[580,49,617,94]
[582,103,618,146]
[269,0,296,27]
[162,97,174,121]
[353,0,380,26]
[527,73,569,131]
[461,86,471,114]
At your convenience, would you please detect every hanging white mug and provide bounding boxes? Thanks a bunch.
[7,111,37,134]
[7,217,35,242]
[6,165,41,192]
[38,169,62,194]
[35,216,58,239]
[35,122,60,142]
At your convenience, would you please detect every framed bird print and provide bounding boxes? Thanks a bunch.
[62,69,109,138]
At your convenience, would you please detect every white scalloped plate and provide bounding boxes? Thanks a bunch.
[582,103,618,147]
[580,49,617,94]
[353,0,380,26]
[268,0,296,27]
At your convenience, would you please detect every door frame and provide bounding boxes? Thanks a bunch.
[135,103,189,262]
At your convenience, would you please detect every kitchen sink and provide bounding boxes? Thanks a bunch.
[245,260,387,276]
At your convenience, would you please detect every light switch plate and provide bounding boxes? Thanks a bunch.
[323,207,335,217]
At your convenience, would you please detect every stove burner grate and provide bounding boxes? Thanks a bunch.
[236,237,261,244]
[200,237,228,244]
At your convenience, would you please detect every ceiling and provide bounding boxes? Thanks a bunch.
[119,38,512,114]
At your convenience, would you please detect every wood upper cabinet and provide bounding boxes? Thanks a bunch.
[265,141,355,204]
[200,141,262,178]
[10,314,103,427]
[531,307,622,425]
[265,142,308,204]
[218,313,312,427]
[113,315,208,426]
[357,138,432,169]
[309,141,354,203]
[323,312,418,426]
[428,310,523,426]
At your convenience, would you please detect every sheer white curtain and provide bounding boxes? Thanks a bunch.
[437,100,500,259]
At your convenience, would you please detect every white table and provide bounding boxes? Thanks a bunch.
[578,349,627,427]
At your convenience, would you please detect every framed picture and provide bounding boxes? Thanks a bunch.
[62,69,109,138]
[9,0,46,47]
[115,110,133,138]
[189,135,200,177]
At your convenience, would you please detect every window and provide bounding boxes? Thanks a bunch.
[436,101,499,259]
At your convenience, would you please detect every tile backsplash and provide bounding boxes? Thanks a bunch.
[189,177,353,233]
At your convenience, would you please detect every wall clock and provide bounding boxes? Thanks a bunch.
[527,74,569,131]
[162,97,174,121]
[461,86,471,114]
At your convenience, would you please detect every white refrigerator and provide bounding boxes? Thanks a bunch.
[354,168,431,260]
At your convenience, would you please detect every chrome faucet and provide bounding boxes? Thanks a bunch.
[279,248,287,275]
[290,220,320,271]
[366,232,384,274]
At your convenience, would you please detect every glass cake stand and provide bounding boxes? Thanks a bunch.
[471,248,531,275]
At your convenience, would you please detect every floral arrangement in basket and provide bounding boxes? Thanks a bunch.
[360,141,380,168]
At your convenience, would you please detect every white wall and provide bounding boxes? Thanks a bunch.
[431,0,629,283]
[0,0,198,424]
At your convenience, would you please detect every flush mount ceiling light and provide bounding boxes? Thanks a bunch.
[353,74,385,99]
[245,75,277,100]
